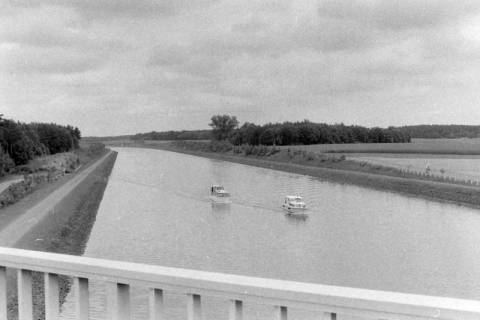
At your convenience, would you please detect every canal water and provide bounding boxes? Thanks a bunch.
[60,147,480,319]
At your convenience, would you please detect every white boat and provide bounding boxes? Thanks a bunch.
[210,185,231,204]
[282,195,307,214]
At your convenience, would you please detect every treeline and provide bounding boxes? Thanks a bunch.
[130,120,411,146]
[395,125,480,139]
[131,129,211,141]
[229,121,411,146]
[0,116,81,174]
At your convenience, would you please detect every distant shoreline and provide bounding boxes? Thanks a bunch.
[114,142,480,210]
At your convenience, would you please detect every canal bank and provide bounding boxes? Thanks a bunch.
[1,150,117,319]
[123,143,480,209]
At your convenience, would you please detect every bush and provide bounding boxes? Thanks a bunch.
[0,150,14,176]
[306,152,317,161]
[87,143,106,156]
[13,165,34,174]
[208,140,233,152]
[242,144,254,156]
[268,146,281,155]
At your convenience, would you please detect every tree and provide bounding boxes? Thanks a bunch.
[209,115,239,140]
[0,148,14,176]
[259,128,276,145]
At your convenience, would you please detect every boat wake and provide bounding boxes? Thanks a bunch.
[113,176,287,213]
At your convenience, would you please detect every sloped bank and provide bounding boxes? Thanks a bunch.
[5,151,117,319]
[13,151,117,251]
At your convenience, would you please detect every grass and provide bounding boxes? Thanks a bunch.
[277,138,480,155]
[347,156,480,183]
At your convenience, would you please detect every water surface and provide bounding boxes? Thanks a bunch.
[60,147,480,319]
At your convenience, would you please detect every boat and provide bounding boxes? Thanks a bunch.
[282,195,307,214]
[210,185,231,204]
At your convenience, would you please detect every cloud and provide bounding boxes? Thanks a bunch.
[1,0,480,135]
[147,45,192,67]
[318,0,480,31]
[6,0,218,21]
[0,46,104,74]
[139,0,480,125]
[0,25,127,52]
[0,5,129,75]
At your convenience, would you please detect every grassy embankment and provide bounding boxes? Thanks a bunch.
[1,145,117,320]
[108,139,480,209]
[278,138,480,155]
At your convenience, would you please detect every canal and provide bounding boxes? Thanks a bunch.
[60,147,480,319]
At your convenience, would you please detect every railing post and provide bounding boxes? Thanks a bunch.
[44,273,59,320]
[18,269,33,320]
[0,267,6,320]
[149,288,163,320]
[275,306,287,320]
[229,300,243,320]
[323,312,337,320]
[108,283,130,320]
[75,277,89,320]
[187,294,201,320]
[118,283,131,320]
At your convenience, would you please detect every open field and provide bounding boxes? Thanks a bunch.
[348,155,480,183]
[278,138,480,154]
[276,138,480,184]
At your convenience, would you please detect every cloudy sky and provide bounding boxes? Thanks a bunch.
[1,0,480,136]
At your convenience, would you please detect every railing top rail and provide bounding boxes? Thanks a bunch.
[0,247,479,319]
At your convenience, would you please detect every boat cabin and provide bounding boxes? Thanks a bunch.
[285,195,303,203]
[283,195,306,211]
[211,185,230,197]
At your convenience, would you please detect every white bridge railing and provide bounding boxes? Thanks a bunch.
[0,247,479,320]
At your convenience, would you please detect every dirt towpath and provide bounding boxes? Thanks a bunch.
[0,151,113,247]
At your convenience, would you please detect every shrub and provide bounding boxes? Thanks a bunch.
[209,140,233,152]
[0,150,14,177]
[257,146,269,156]
[268,146,281,156]
[242,144,254,156]
[306,152,317,161]
[87,143,106,156]
[233,146,242,154]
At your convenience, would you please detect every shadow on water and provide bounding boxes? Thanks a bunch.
[284,212,309,224]
[211,202,231,214]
